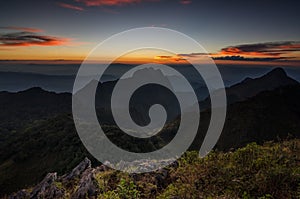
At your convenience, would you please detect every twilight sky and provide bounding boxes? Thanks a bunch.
[1,0,300,65]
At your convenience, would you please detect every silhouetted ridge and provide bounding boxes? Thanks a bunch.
[18,87,46,93]
[225,67,299,104]
[264,67,287,78]
[241,77,253,83]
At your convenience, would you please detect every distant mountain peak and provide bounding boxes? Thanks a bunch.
[225,67,299,104]
[241,77,253,83]
[264,67,287,78]
[19,87,46,93]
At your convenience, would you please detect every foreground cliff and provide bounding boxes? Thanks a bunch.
[6,139,300,199]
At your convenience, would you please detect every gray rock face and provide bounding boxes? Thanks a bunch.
[8,189,29,199]
[9,157,177,199]
[64,157,91,181]
[71,168,98,199]
[9,158,94,199]
[29,172,64,199]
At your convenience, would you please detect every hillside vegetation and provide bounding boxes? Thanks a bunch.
[1,68,300,197]
[7,139,300,199]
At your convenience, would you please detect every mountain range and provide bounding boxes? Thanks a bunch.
[0,67,300,196]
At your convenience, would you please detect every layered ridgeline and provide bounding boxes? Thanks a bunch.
[0,68,300,196]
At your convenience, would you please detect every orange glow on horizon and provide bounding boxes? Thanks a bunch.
[1,44,300,66]
[0,58,300,67]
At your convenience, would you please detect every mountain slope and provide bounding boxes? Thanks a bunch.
[8,139,300,199]
[226,67,299,103]
[0,114,95,195]
[1,84,300,195]
[191,84,300,151]
[0,87,71,133]
[1,67,300,196]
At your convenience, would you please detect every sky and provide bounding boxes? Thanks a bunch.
[1,0,300,65]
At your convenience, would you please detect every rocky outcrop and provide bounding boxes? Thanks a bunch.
[8,157,178,199]
[63,157,91,181]
[30,172,64,199]
[9,189,29,199]
[71,168,98,199]
[8,158,94,199]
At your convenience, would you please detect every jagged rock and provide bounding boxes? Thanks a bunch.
[64,157,91,181]
[33,185,64,199]
[71,168,98,199]
[9,157,177,199]
[29,172,64,199]
[9,189,29,199]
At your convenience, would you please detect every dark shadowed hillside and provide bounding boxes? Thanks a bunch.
[225,67,299,104]
[0,68,300,196]
[191,84,300,151]
[0,87,71,133]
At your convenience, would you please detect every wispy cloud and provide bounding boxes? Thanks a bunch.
[154,55,186,62]
[58,0,188,11]
[220,41,300,57]
[178,53,208,57]
[0,32,71,47]
[213,55,288,61]
[180,0,192,5]
[75,0,141,6]
[154,41,300,63]
[57,2,84,11]
[0,27,73,47]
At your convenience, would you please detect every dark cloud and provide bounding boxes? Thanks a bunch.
[220,41,300,57]
[0,31,70,47]
[213,55,290,61]
[74,0,142,6]
[57,2,84,11]
[157,41,300,63]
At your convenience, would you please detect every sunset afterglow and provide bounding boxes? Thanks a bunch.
[1,1,299,66]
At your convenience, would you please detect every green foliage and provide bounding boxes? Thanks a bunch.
[53,181,64,190]
[99,178,140,199]
[7,139,300,199]
[95,170,115,193]
[101,190,121,199]
[0,114,97,195]
[117,178,140,199]
[157,139,300,198]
